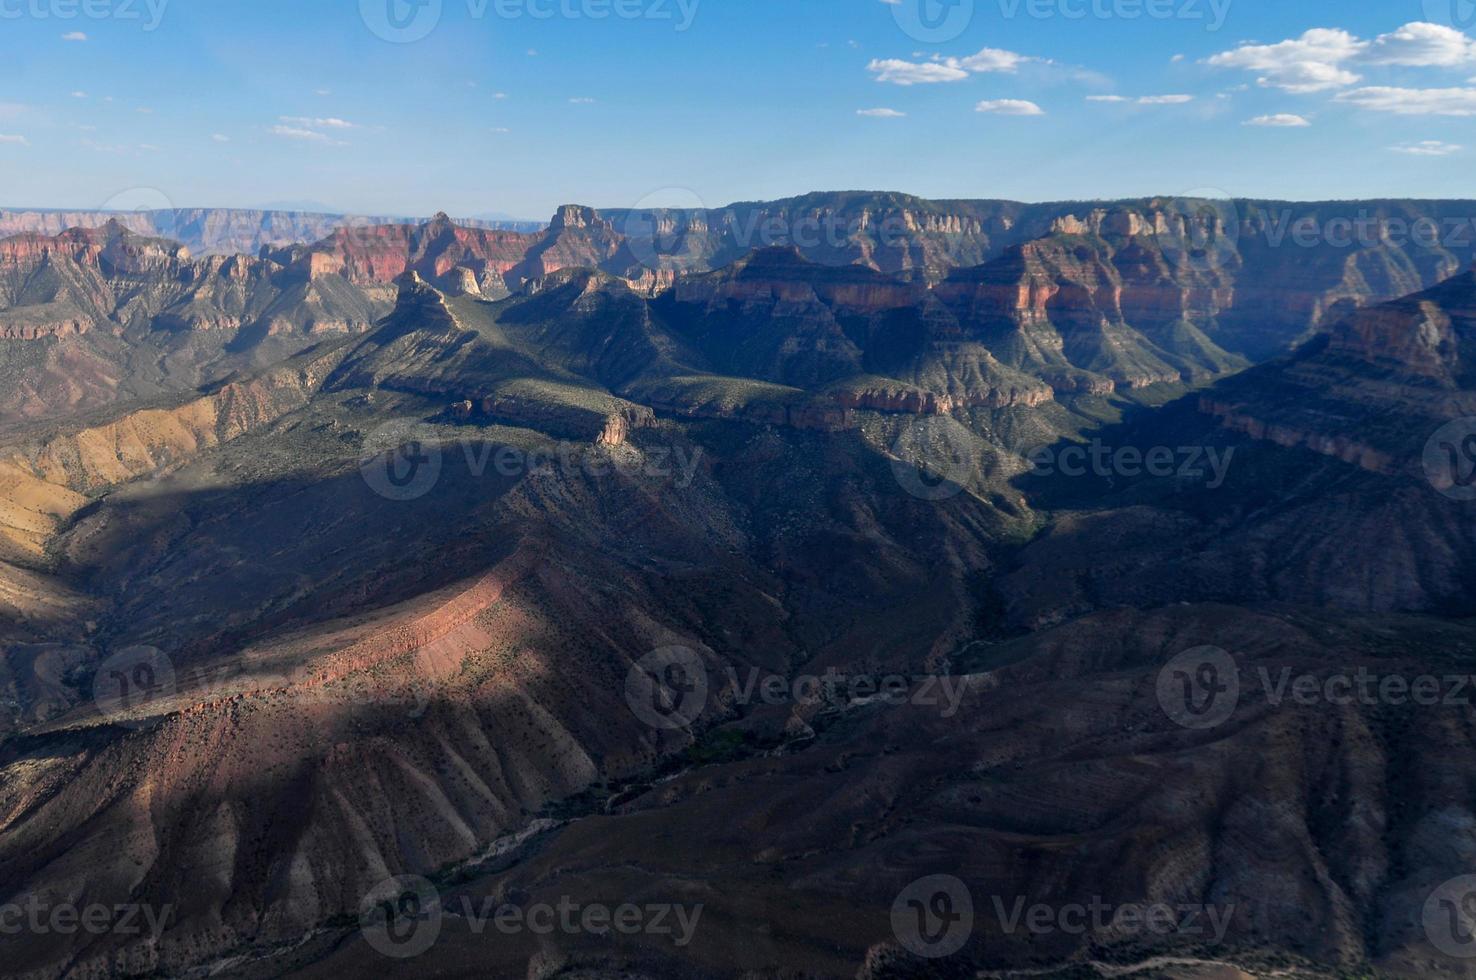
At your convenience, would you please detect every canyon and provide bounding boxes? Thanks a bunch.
[0,194,1474,979]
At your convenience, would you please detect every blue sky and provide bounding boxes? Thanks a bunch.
[0,0,1473,219]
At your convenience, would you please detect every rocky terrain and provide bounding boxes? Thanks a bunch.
[0,208,542,258]
[0,201,1474,979]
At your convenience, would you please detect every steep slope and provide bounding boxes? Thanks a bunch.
[1005,265,1476,619]
[5,202,1476,980]
[1201,264,1476,476]
[0,223,391,425]
[0,207,542,257]
[268,211,538,298]
[0,295,1025,976]
[936,220,1246,393]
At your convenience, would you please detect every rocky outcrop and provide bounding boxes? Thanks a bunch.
[1200,398,1398,474]
[671,245,920,313]
[831,378,1052,413]
[4,344,348,492]
[270,211,538,289]
[0,222,388,342]
[1197,265,1476,476]
[935,228,1246,393]
[0,207,543,257]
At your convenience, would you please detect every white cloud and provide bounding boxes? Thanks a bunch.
[1086,94,1191,104]
[279,115,354,129]
[1244,113,1311,127]
[494,92,508,100]
[869,45,1031,85]
[490,127,511,133]
[956,47,1029,72]
[1208,23,1476,95]
[270,125,345,144]
[1365,23,1476,67]
[857,107,906,117]
[569,97,597,104]
[1389,139,1462,155]
[867,58,969,85]
[1207,28,1365,92]
[71,91,87,98]
[61,31,87,41]
[314,88,332,96]
[1334,85,1476,115]
[0,134,29,146]
[975,99,1044,116]
[211,133,230,142]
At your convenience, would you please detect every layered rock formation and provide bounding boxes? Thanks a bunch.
[1200,264,1476,477]
[267,211,536,293]
[0,207,542,257]
[0,221,387,342]
[4,215,1476,980]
